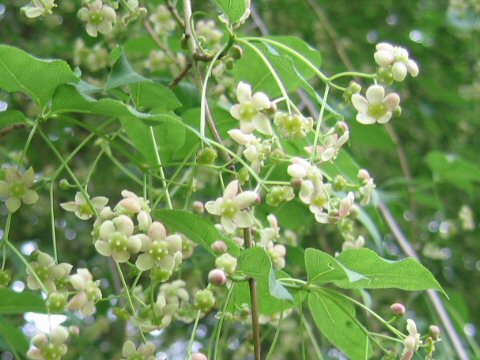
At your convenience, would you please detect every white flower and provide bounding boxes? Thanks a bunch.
[228,129,271,173]
[374,42,419,81]
[60,192,108,220]
[305,122,349,162]
[274,111,313,139]
[0,167,39,213]
[94,215,142,262]
[26,252,72,292]
[135,222,183,274]
[205,180,256,233]
[259,214,280,244]
[27,326,69,360]
[115,190,150,215]
[230,82,272,135]
[22,0,56,18]
[77,0,117,37]
[351,85,400,124]
[402,319,422,360]
[338,192,355,218]
[358,169,375,205]
[68,268,102,316]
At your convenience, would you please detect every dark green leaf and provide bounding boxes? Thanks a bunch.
[0,316,29,355]
[0,288,46,314]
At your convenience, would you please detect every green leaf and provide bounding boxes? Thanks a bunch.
[264,36,322,78]
[0,110,26,129]
[214,0,248,24]
[0,317,29,355]
[153,209,241,256]
[305,248,363,285]
[105,51,147,90]
[130,82,181,111]
[334,248,445,293]
[0,288,46,314]
[426,151,480,194]
[308,288,372,359]
[0,45,78,108]
[229,247,305,315]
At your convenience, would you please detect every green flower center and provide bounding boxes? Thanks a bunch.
[89,11,104,25]
[79,203,94,217]
[312,195,328,208]
[129,353,146,360]
[36,265,50,281]
[109,233,128,252]
[368,103,387,119]
[220,199,237,219]
[149,241,168,260]
[239,102,257,121]
[10,181,26,198]
[42,343,63,360]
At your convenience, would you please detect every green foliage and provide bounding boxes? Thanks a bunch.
[0,45,78,108]
[0,288,47,314]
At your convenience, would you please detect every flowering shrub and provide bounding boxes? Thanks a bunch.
[0,1,474,360]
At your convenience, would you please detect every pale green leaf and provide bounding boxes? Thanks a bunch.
[309,288,372,359]
[214,0,248,24]
[0,45,78,108]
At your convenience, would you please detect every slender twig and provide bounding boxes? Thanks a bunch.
[244,227,262,360]
[0,124,28,140]
[168,61,193,89]
[165,0,185,28]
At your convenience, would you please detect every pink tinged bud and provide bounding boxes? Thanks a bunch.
[208,268,227,286]
[117,197,141,213]
[68,292,89,310]
[211,240,228,254]
[31,333,48,347]
[429,325,440,340]
[192,201,205,214]
[192,353,208,360]
[69,326,80,336]
[390,303,405,316]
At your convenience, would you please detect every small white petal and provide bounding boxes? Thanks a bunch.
[384,93,400,111]
[376,42,394,52]
[251,92,270,110]
[351,94,369,113]
[239,121,255,134]
[94,241,112,257]
[221,217,236,233]
[230,104,242,120]
[112,251,130,262]
[252,113,273,135]
[365,85,385,104]
[374,49,394,67]
[237,82,252,103]
[136,254,155,271]
[407,59,419,77]
[356,113,376,125]
[99,221,115,240]
[233,210,253,228]
[224,181,239,199]
[377,112,392,124]
[205,199,221,215]
[392,62,407,82]
[233,191,257,209]
[122,340,137,357]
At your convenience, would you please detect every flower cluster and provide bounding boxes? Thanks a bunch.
[205,180,257,233]
[149,4,176,35]
[27,326,69,360]
[305,121,349,162]
[351,85,400,125]
[195,20,224,51]
[274,112,313,139]
[374,42,419,82]
[73,39,109,72]
[26,252,72,293]
[67,268,102,316]
[134,280,190,332]
[228,129,273,173]
[22,0,56,18]
[258,215,287,270]
[144,50,187,73]
[0,167,39,213]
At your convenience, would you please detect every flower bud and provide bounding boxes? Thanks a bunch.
[46,292,68,313]
[429,325,440,340]
[211,240,228,254]
[59,179,72,190]
[0,270,12,287]
[69,326,80,336]
[113,307,131,320]
[192,201,205,214]
[229,45,243,60]
[192,353,208,360]
[333,175,348,191]
[215,253,237,275]
[377,67,394,85]
[208,268,227,286]
[390,303,405,316]
[194,289,215,312]
[196,147,217,165]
